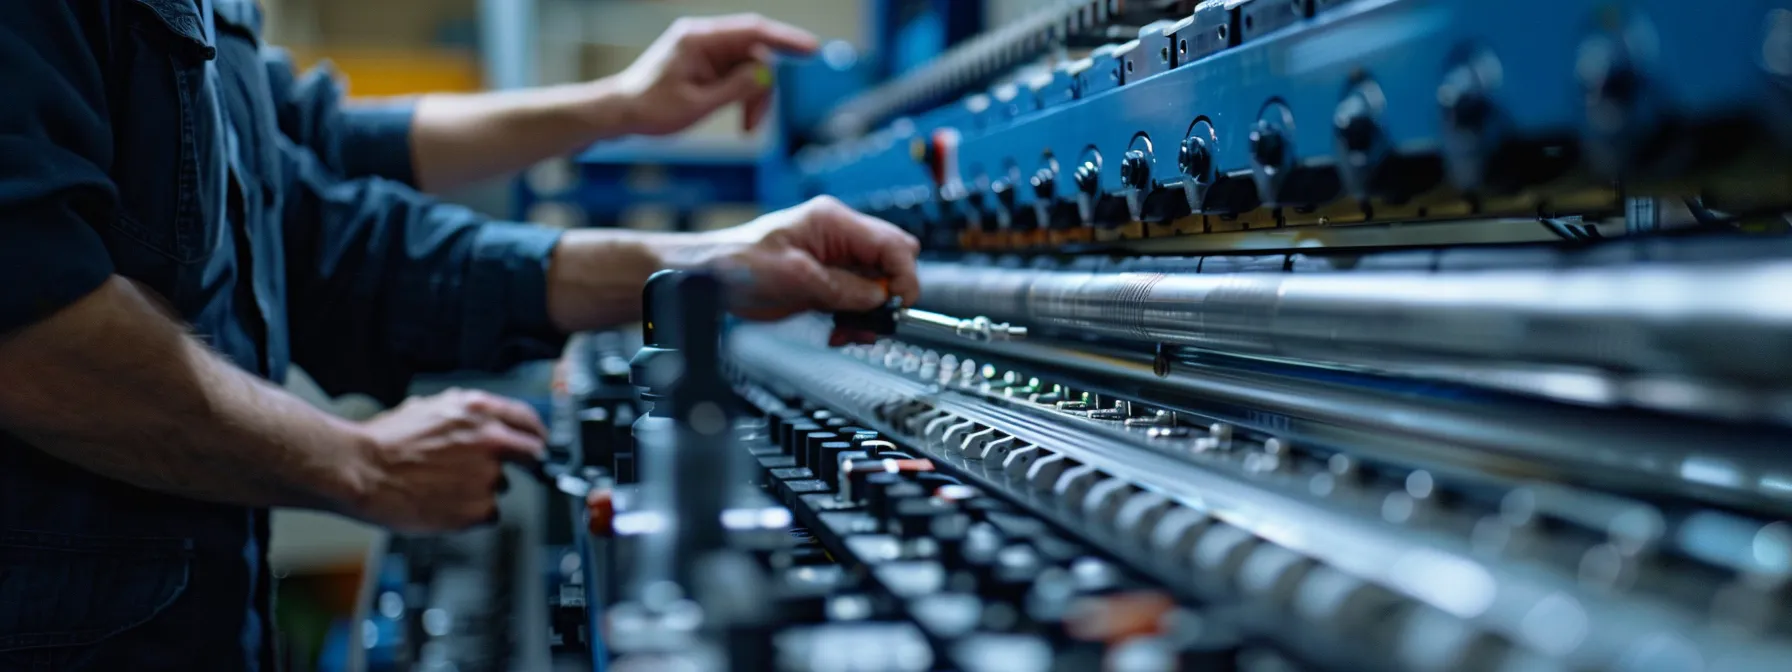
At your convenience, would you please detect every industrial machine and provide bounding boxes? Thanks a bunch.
[368,1,1792,670]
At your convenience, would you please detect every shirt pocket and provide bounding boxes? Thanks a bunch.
[109,0,222,266]
[0,530,192,669]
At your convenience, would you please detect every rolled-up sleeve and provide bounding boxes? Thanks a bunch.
[0,3,118,333]
[279,134,568,403]
[263,48,419,187]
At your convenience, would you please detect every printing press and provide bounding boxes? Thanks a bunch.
[364,1,1792,669]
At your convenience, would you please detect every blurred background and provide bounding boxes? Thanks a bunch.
[263,1,1035,669]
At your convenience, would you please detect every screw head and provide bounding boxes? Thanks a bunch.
[1030,168,1056,200]
[1178,136,1212,178]
[1578,35,1640,106]
[1073,160,1101,193]
[1335,95,1377,154]
[1439,66,1492,130]
[990,177,1015,206]
[1249,121,1286,167]
[1119,150,1151,189]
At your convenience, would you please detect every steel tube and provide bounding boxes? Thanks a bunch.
[917,261,1792,384]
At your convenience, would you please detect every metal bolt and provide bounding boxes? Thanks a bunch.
[1578,34,1641,134]
[1578,35,1640,106]
[1178,136,1212,179]
[1335,93,1377,155]
[1438,64,1493,131]
[1073,160,1101,193]
[1030,168,1056,200]
[1119,150,1151,189]
[1249,120,1286,168]
[1208,423,1234,448]
[990,177,1015,207]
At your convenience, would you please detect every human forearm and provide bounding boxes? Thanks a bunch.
[410,78,634,192]
[0,277,371,512]
[544,227,682,332]
[407,15,819,193]
[543,197,922,332]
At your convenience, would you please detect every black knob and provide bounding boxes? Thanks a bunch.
[930,512,973,559]
[1335,93,1377,155]
[799,431,840,470]
[985,545,1046,603]
[841,462,894,503]
[1072,160,1101,194]
[783,421,820,456]
[1249,121,1286,168]
[1177,137,1211,179]
[892,497,955,539]
[1029,168,1056,200]
[955,522,1007,572]
[767,410,799,446]
[823,417,852,432]
[814,441,855,487]
[872,481,928,524]
[1119,150,1151,189]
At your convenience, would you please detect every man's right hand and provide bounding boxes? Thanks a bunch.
[347,388,548,532]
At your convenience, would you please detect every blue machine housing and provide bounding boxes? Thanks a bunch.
[781,0,1792,236]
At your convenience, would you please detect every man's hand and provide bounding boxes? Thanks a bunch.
[545,196,922,331]
[347,388,548,533]
[410,14,817,191]
[674,196,924,320]
[609,14,819,135]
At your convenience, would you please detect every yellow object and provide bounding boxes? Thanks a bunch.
[754,63,775,88]
[285,46,482,96]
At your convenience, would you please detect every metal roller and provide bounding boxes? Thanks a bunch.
[917,261,1792,385]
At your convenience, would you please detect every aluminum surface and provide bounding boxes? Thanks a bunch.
[916,260,1792,385]
[728,323,1792,671]
[894,324,1792,516]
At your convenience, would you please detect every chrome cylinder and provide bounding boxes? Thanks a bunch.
[917,261,1792,383]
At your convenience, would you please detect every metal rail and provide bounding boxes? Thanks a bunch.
[728,324,1792,671]
[891,327,1792,517]
[818,0,1161,141]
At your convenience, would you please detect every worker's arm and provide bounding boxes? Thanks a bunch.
[0,2,538,533]
[545,195,923,331]
[0,279,545,532]
[281,120,922,398]
[407,14,819,192]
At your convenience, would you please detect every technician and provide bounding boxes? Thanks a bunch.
[0,3,917,670]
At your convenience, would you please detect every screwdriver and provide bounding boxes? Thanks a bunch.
[829,279,1027,346]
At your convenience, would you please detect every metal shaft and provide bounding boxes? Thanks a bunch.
[915,260,1792,385]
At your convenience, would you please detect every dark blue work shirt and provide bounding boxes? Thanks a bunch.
[0,1,568,669]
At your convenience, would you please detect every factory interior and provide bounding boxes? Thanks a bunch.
[70,0,1792,670]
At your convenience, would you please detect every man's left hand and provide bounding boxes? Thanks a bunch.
[608,14,819,135]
